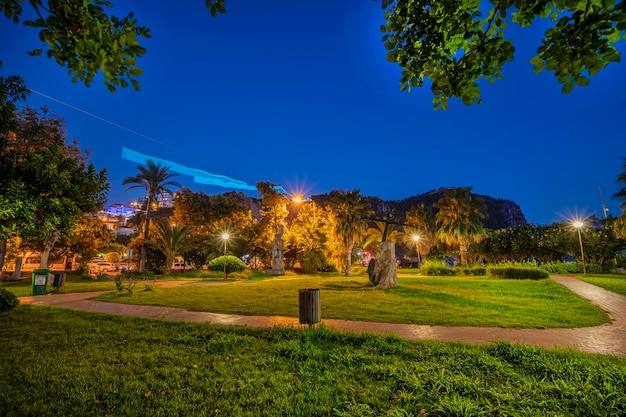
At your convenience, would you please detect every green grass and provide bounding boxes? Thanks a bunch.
[1,306,624,417]
[577,274,626,296]
[93,273,608,328]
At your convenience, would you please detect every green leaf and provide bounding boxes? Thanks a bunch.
[576,76,590,86]
[129,67,143,76]
[28,49,43,56]
[562,81,575,94]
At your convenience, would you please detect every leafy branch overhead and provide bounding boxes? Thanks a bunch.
[0,0,226,92]
[380,0,626,109]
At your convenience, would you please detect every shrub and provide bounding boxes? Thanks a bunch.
[0,288,19,312]
[207,255,246,275]
[461,267,487,276]
[421,261,458,276]
[488,267,549,280]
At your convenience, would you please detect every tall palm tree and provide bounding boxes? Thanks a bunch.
[329,189,371,276]
[434,187,486,267]
[613,157,626,238]
[122,160,180,272]
[146,219,195,275]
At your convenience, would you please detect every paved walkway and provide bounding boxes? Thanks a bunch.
[19,276,626,356]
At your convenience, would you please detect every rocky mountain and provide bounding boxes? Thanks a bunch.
[313,187,527,230]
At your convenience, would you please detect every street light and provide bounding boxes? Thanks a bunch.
[573,221,586,274]
[412,235,421,266]
[221,232,229,279]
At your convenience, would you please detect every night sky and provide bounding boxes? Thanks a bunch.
[2,1,625,225]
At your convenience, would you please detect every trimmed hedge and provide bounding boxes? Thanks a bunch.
[488,267,549,280]
[207,255,246,274]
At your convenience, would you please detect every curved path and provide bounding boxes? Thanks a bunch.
[19,275,626,356]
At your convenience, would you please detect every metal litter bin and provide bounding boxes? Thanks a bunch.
[299,288,321,326]
[52,272,66,288]
[31,269,50,296]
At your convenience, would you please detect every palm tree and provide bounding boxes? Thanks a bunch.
[146,219,195,275]
[362,220,401,250]
[613,158,626,238]
[434,187,486,267]
[122,160,181,272]
[329,189,371,276]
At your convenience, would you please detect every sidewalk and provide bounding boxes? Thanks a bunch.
[19,276,626,356]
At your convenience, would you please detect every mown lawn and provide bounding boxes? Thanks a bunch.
[578,274,626,296]
[1,307,624,417]
[93,273,608,328]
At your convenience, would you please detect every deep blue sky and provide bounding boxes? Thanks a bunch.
[2,1,625,225]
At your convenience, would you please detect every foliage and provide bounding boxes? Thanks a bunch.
[329,189,372,276]
[0,0,152,91]
[207,255,245,275]
[420,260,458,276]
[123,160,180,272]
[614,157,626,238]
[54,214,113,269]
[145,218,195,274]
[434,187,486,267]
[488,266,549,280]
[380,0,626,109]
[0,288,18,312]
[0,104,109,270]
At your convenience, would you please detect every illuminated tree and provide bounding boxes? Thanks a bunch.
[122,160,180,272]
[146,219,195,275]
[0,102,108,272]
[434,187,486,267]
[329,189,371,276]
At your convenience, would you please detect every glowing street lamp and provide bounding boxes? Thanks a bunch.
[412,235,421,266]
[221,232,230,279]
[573,221,586,274]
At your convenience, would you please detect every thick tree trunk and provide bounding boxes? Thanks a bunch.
[373,242,398,289]
[39,229,61,269]
[345,236,354,276]
[10,256,22,280]
[459,241,468,267]
[140,195,153,272]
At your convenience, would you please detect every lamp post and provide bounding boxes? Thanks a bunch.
[412,235,421,267]
[573,221,586,274]
[221,232,229,279]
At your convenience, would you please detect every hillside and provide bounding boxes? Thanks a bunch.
[313,187,527,230]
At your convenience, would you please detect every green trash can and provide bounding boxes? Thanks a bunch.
[31,269,50,296]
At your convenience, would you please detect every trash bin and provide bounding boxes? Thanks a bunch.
[299,288,321,326]
[52,272,66,288]
[31,269,50,296]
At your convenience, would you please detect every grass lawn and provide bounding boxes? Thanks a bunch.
[93,273,608,328]
[1,306,624,417]
[577,274,626,296]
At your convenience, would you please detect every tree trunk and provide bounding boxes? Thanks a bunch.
[10,256,22,280]
[345,236,353,276]
[459,240,467,267]
[39,229,61,269]
[0,238,6,278]
[140,194,153,272]
[271,225,285,275]
[373,242,398,289]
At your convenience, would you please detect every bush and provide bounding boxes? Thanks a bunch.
[461,267,487,276]
[421,261,458,276]
[488,267,549,280]
[0,288,19,312]
[207,255,246,275]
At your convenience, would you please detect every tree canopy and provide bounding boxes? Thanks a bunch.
[0,0,226,91]
[380,0,626,109]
